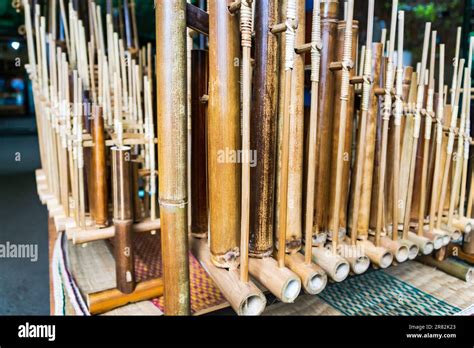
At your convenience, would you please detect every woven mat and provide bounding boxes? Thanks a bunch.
[132,233,227,315]
[317,269,461,316]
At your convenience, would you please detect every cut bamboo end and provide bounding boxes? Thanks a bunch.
[87,278,164,315]
[358,239,393,269]
[422,229,446,249]
[311,247,350,282]
[249,256,301,302]
[449,217,472,233]
[379,236,409,263]
[284,252,328,295]
[398,239,420,260]
[417,256,473,283]
[191,238,266,315]
[407,232,434,255]
[439,224,463,242]
[337,242,370,274]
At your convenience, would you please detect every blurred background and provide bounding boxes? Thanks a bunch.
[0,0,471,315]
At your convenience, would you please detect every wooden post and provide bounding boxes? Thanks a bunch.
[156,1,191,315]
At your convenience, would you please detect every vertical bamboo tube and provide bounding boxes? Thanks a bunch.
[249,0,279,257]
[156,1,191,315]
[207,0,241,268]
[329,20,358,236]
[349,43,383,238]
[91,105,108,227]
[190,49,209,238]
[312,0,338,239]
[111,146,135,294]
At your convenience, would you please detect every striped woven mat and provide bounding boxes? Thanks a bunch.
[133,233,227,315]
[317,269,462,316]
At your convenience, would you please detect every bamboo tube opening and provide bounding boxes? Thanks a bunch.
[248,257,301,303]
[311,247,350,282]
[359,239,394,268]
[284,252,328,295]
[352,255,370,274]
[408,232,434,255]
[379,236,409,263]
[240,295,267,316]
[398,240,420,260]
[451,217,473,234]
[380,252,394,268]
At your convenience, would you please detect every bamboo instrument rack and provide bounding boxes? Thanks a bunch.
[24,0,474,317]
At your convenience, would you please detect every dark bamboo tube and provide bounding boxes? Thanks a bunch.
[207,0,241,268]
[329,20,357,237]
[355,43,383,238]
[156,1,191,315]
[249,0,279,257]
[131,159,143,222]
[90,105,108,227]
[313,0,338,239]
[111,146,135,294]
[190,49,209,239]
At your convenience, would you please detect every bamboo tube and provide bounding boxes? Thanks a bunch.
[192,238,266,315]
[311,246,350,282]
[90,105,108,227]
[375,0,397,246]
[329,0,354,250]
[329,20,358,238]
[401,22,430,239]
[285,253,326,295]
[416,31,437,235]
[190,50,209,239]
[207,0,241,269]
[111,146,135,294]
[418,256,473,283]
[348,0,376,243]
[156,1,191,315]
[239,0,254,283]
[357,239,393,268]
[276,0,298,267]
[436,60,465,241]
[312,0,338,239]
[88,278,164,315]
[249,0,279,257]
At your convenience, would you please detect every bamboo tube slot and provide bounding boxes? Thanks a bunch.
[190,50,209,239]
[249,0,279,257]
[207,0,241,269]
[88,278,164,315]
[156,1,191,315]
[192,238,266,315]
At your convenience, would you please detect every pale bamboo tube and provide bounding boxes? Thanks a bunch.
[156,1,191,315]
[417,31,437,234]
[329,0,354,251]
[436,60,465,239]
[428,44,445,234]
[375,0,397,246]
[240,0,253,283]
[401,22,430,241]
[285,253,326,295]
[358,239,393,268]
[192,238,266,316]
[349,0,375,243]
[276,0,297,267]
[304,0,322,263]
[207,0,241,269]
